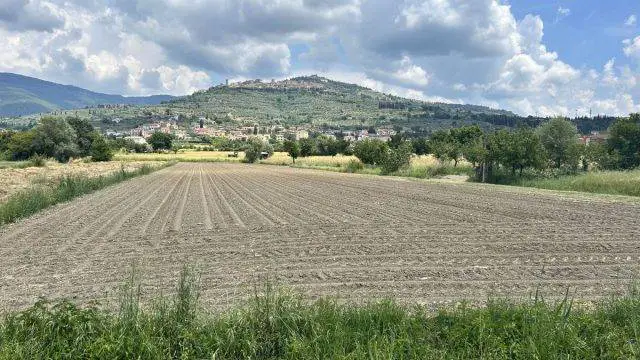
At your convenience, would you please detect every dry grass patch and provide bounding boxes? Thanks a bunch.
[114,151,244,163]
[0,160,163,203]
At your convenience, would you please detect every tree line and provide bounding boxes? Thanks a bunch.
[279,113,640,182]
[0,117,113,163]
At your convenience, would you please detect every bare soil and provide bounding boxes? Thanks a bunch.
[1,162,639,311]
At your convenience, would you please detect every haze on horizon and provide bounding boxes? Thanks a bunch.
[1,0,639,117]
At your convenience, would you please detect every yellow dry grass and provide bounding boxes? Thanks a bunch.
[0,160,163,203]
[261,153,357,167]
[114,151,244,162]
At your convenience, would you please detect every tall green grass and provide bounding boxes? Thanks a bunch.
[0,162,174,226]
[1,268,639,359]
[515,169,640,197]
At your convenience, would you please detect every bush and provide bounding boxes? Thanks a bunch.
[148,132,174,151]
[6,130,36,160]
[380,142,413,175]
[244,139,268,163]
[345,159,364,173]
[52,143,79,163]
[90,135,113,162]
[353,139,388,165]
[28,155,47,167]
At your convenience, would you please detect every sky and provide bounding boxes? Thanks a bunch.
[0,0,639,117]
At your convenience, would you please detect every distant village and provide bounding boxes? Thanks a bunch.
[103,115,398,146]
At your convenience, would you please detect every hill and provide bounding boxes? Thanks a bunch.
[164,75,517,130]
[0,73,173,117]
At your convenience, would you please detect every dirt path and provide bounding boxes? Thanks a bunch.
[1,163,639,311]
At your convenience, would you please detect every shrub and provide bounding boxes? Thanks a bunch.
[244,139,267,163]
[345,159,364,173]
[148,132,174,151]
[353,139,388,165]
[380,142,413,175]
[28,155,47,167]
[90,135,113,162]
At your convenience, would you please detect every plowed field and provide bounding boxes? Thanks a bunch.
[1,163,639,310]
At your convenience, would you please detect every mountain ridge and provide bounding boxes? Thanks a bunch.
[0,72,173,117]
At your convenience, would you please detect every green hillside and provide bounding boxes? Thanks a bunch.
[165,75,516,129]
[0,73,173,117]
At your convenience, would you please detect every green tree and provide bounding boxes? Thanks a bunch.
[299,138,316,157]
[6,130,36,161]
[244,138,269,163]
[380,141,413,174]
[606,113,640,169]
[388,133,406,149]
[90,134,113,162]
[283,140,300,164]
[315,136,338,156]
[148,132,174,151]
[67,117,95,156]
[487,128,545,176]
[353,139,388,165]
[32,117,79,162]
[429,130,458,165]
[536,117,578,168]
[411,138,429,156]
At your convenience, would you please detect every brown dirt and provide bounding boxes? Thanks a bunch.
[1,162,639,311]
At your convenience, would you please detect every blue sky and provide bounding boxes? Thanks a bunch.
[0,0,639,116]
[510,0,639,67]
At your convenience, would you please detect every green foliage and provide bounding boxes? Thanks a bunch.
[1,271,640,359]
[298,138,316,157]
[511,169,640,197]
[353,139,388,165]
[283,140,300,163]
[6,130,36,160]
[148,132,174,151]
[607,113,640,169]
[380,141,413,175]
[537,117,579,168]
[345,159,364,173]
[315,135,339,156]
[32,117,80,162]
[244,139,272,163]
[90,134,113,162]
[67,117,95,156]
[28,154,47,167]
[430,126,483,166]
[487,128,545,177]
[411,137,429,155]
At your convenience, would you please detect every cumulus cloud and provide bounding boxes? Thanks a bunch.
[0,0,65,32]
[623,36,640,59]
[0,0,638,116]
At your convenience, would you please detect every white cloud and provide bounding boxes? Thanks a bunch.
[625,14,637,27]
[623,36,640,59]
[555,6,571,23]
[0,0,638,116]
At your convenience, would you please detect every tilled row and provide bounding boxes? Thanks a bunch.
[0,162,639,311]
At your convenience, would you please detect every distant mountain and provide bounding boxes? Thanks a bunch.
[0,73,173,117]
[166,75,517,130]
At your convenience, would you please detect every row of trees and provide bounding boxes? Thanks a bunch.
[279,114,640,181]
[0,117,113,162]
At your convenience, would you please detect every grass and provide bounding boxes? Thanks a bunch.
[1,268,639,359]
[263,153,472,180]
[114,150,244,163]
[513,169,640,197]
[0,160,32,169]
[0,162,173,226]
